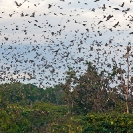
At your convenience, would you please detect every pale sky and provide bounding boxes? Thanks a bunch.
[0,0,133,87]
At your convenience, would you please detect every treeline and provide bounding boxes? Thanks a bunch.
[0,61,133,132]
[0,82,65,107]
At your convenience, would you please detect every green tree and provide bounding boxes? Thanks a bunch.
[62,62,114,114]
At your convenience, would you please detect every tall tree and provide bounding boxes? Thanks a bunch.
[116,46,133,113]
[63,62,114,114]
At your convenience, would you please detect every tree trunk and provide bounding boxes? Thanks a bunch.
[126,49,130,114]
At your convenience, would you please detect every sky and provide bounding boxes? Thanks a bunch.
[0,0,133,88]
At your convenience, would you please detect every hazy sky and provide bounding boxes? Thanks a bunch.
[0,0,133,87]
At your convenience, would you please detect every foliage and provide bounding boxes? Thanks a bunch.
[0,82,65,107]
[1,102,133,133]
[61,62,118,114]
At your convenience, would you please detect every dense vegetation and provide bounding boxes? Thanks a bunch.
[0,62,133,132]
